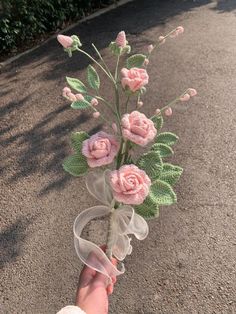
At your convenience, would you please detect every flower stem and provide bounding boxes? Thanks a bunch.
[150,88,190,119]
[91,43,116,83]
[115,55,120,81]
[77,48,112,82]
[147,27,182,60]
[106,209,115,259]
[95,96,117,115]
[125,95,130,112]
[160,89,190,113]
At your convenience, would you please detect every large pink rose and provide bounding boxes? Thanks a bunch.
[82,131,120,168]
[121,68,149,92]
[121,111,157,146]
[110,165,151,205]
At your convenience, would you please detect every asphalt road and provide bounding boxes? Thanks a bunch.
[1,1,236,313]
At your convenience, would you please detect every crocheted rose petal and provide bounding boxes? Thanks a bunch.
[121,68,129,77]
[110,165,151,205]
[121,111,156,146]
[82,131,119,168]
[121,68,149,92]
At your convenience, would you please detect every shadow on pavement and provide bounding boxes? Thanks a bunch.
[213,0,236,13]
[0,217,33,268]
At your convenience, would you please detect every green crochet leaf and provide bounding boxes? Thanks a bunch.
[134,196,159,219]
[71,131,89,153]
[149,180,177,205]
[71,99,91,109]
[156,132,179,146]
[126,54,146,69]
[122,45,131,54]
[151,143,174,158]
[71,35,82,47]
[158,163,183,186]
[84,95,94,102]
[66,77,87,93]
[87,65,100,90]
[109,42,122,56]
[63,154,88,177]
[151,115,163,131]
[136,151,163,180]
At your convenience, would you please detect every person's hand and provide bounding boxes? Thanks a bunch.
[75,247,117,314]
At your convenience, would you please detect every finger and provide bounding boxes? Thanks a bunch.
[94,272,110,287]
[111,257,117,266]
[80,264,96,278]
[107,283,114,295]
[79,265,97,287]
[111,275,117,284]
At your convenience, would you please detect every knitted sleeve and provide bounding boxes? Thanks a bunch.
[56,305,86,314]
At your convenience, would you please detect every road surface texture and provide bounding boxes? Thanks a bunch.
[1,1,236,313]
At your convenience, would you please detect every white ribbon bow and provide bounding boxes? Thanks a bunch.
[73,170,149,279]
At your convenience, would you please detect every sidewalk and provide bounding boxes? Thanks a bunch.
[1,1,236,313]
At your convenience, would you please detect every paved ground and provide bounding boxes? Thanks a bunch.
[1,0,236,313]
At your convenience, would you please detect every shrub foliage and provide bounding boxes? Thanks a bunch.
[0,0,115,54]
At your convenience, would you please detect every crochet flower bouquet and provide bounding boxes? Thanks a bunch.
[58,28,196,279]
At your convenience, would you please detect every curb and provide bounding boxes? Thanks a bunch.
[0,0,133,69]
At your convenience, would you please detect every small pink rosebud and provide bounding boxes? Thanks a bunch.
[75,93,84,101]
[62,87,71,98]
[115,31,127,48]
[155,108,161,115]
[165,107,172,116]
[147,44,154,53]
[180,93,191,102]
[137,101,143,108]
[158,36,166,44]
[62,87,77,102]
[188,88,197,97]
[170,26,184,38]
[93,111,100,118]
[112,122,118,133]
[68,92,77,102]
[176,26,184,34]
[91,98,98,106]
[143,58,149,66]
[57,34,73,48]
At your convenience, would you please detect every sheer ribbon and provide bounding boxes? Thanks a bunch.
[73,170,149,279]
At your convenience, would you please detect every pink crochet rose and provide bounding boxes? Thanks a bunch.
[121,111,157,146]
[121,68,149,92]
[82,131,119,168]
[110,165,151,205]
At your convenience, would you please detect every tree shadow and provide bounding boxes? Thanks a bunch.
[0,96,30,118]
[0,217,33,269]
[0,92,105,194]
[5,105,88,178]
[213,0,236,13]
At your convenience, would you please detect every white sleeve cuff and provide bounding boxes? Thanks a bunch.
[56,305,86,314]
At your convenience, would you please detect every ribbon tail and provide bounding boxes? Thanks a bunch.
[111,206,149,260]
[73,206,124,279]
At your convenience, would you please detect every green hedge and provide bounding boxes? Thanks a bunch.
[0,0,115,55]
